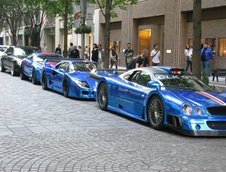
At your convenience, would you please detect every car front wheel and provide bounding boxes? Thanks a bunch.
[32,69,38,84]
[0,60,5,72]
[11,63,16,76]
[97,83,108,110]
[63,80,69,97]
[147,95,165,130]
[41,73,48,90]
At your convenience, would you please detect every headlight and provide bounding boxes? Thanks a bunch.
[17,60,22,66]
[76,80,89,88]
[196,107,203,115]
[183,104,193,115]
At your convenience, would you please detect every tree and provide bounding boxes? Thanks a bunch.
[192,0,202,79]
[0,0,22,45]
[96,0,137,68]
[41,0,76,56]
[18,0,46,47]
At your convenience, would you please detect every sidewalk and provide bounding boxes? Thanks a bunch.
[209,76,226,90]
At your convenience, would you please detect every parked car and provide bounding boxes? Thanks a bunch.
[20,52,63,84]
[90,66,226,136]
[0,46,38,76]
[41,59,101,99]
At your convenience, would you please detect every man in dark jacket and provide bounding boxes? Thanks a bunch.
[91,43,99,62]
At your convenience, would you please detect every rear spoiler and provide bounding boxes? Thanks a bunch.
[44,57,63,67]
[90,68,128,80]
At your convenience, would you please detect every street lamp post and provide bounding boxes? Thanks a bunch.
[80,0,87,59]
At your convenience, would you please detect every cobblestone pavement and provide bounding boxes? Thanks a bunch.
[0,72,226,172]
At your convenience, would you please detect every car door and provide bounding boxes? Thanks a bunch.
[23,54,33,77]
[52,62,70,92]
[119,70,151,119]
[3,47,14,69]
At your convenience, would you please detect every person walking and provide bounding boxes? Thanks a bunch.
[150,44,160,66]
[70,46,80,59]
[124,43,134,69]
[184,44,193,73]
[55,44,62,55]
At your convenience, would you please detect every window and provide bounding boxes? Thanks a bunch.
[219,38,226,57]
[59,62,69,73]
[129,70,151,87]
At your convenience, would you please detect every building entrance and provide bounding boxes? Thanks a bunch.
[139,29,151,53]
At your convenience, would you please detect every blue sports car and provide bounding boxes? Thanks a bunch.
[91,66,226,136]
[20,52,63,84]
[41,59,101,99]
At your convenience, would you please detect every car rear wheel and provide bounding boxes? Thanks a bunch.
[11,63,16,76]
[32,69,38,84]
[97,83,108,110]
[147,95,165,130]
[0,60,5,72]
[42,73,48,90]
[20,66,28,80]
[63,80,69,97]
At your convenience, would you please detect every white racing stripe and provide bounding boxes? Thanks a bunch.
[198,91,226,105]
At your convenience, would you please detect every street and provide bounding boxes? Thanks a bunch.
[0,71,226,172]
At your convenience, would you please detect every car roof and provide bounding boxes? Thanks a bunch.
[33,52,62,57]
[60,59,98,63]
[130,66,172,74]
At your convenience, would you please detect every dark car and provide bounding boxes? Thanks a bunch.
[0,46,38,76]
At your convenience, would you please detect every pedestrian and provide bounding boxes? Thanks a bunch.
[70,46,80,59]
[110,44,118,69]
[201,43,213,76]
[98,44,104,67]
[135,49,149,68]
[150,44,160,66]
[184,44,193,73]
[78,45,82,58]
[68,43,74,58]
[84,46,90,60]
[124,43,134,69]
[55,44,62,55]
[41,42,48,52]
[91,43,99,63]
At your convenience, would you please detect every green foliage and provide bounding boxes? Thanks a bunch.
[75,25,92,34]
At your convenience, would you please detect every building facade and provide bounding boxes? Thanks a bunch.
[94,0,226,68]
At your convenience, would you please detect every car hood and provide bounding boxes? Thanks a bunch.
[69,72,96,88]
[168,90,226,107]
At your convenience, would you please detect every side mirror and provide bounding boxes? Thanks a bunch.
[147,81,161,91]
[59,68,65,73]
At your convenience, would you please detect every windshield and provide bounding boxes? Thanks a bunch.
[155,74,213,91]
[72,62,101,72]
[15,47,37,57]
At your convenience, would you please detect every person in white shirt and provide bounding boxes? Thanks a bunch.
[184,44,193,73]
[150,44,160,66]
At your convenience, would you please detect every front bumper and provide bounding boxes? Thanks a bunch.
[167,116,226,136]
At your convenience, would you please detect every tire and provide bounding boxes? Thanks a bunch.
[41,73,48,90]
[31,69,38,84]
[97,83,108,110]
[11,63,16,76]
[63,80,69,97]
[147,95,165,130]
[0,60,5,72]
[20,66,28,80]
